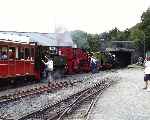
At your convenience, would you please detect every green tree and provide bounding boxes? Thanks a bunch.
[130,27,144,56]
[71,30,89,50]
[108,28,131,41]
[123,29,131,41]
[87,34,100,52]
[108,27,120,41]
[140,8,150,51]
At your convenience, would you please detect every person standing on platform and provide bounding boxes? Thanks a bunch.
[143,58,150,91]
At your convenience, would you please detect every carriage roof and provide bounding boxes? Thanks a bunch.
[0,33,30,45]
[0,32,57,46]
[0,31,75,47]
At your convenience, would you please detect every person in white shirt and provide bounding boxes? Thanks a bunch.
[90,56,97,74]
[42,56,53,80]
[143,60,150,90]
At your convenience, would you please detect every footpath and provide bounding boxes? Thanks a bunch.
[89,68,150,120]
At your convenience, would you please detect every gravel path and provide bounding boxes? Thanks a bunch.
[89,68,150,120]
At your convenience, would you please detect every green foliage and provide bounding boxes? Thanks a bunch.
[109,27,120,41]
[130,26,144,50]
[140,8,150,51]
[71,30,89,50]
[71,30,102,52]
[93,52,107,64]
[108,27,131,41]
[87,34,100,52]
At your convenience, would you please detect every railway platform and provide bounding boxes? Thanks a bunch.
[88,68,150,120]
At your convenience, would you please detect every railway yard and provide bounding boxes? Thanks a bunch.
[0,1,150,120]
[0,66,147,120]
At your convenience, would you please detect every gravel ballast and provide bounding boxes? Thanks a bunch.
[0,70,118,120]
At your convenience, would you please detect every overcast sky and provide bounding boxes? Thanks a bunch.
[0,0,149,33]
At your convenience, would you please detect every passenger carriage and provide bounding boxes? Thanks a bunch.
[0,34,41,83]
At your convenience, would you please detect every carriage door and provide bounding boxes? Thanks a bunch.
[24,48,30,75]
[30,47,35,74]
[0,46,8,76]
[16,47,25,75]
[8,47,16,76]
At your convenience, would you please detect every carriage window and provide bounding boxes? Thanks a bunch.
[1,47,8,60]
[25,48,30,60]
[31,48,34,60]
[0,47,2,60]
[8,47,16,59]
[18,48,24,60]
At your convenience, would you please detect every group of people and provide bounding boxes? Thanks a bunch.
[41,54,98,82]
[137,56,144,65]
[40,54,150,92]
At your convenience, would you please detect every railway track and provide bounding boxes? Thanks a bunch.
[0,80,81,105]
[62,86,105,120]
[17,79,112,120]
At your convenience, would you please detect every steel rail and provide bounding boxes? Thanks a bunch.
[84,82,111,120]
[17,79,111,120]
[57,81,112,120]
[0,80,81,105]
[17,84,92,120]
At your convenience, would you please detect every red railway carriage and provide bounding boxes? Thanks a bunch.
[58,47,91,74]
[0,39,40,82]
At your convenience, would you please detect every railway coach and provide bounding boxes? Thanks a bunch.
[0,33,48,83]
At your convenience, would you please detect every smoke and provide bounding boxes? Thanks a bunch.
[55,26,76,47]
